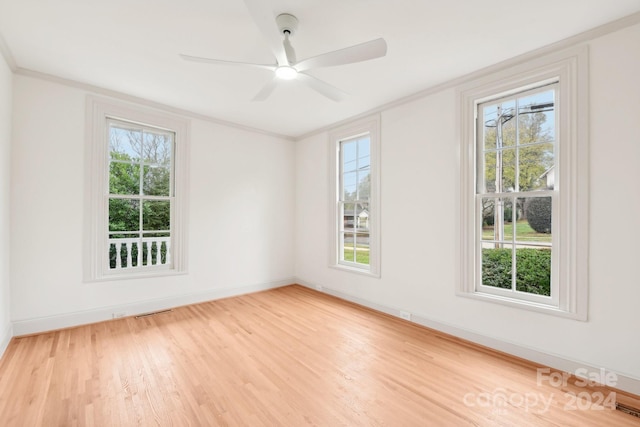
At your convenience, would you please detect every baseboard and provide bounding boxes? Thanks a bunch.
[0,320,12,358]
[12,278,294,336]
[295,278,640,397]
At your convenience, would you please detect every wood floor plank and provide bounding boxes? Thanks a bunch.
[0,285,637,426]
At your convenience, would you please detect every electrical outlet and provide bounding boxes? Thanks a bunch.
[112,312,126,319]
[400,311,411,321]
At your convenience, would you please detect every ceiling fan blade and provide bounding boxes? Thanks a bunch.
[252,78,279,101]
[180,54,275,71]
[297,73,347,102]
[242,0,289,66]
[295,38,387,72]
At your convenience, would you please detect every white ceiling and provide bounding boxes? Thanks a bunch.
[1,0,640,138]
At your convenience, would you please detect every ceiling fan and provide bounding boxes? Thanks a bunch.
[179,0,387,102]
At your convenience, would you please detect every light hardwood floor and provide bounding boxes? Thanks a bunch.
[0,285,637,426]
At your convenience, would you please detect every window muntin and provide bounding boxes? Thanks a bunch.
[476,85,558,304]
[339,135,371,268]
[107,119,175,272]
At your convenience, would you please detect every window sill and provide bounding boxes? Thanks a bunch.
[456,290,586,321]
[86,268,187,283]
[330,263,380,278]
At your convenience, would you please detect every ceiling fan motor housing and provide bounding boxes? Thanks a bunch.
[276,13,298,36]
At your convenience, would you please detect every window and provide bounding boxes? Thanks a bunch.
[107,119,174,271]
[85,97,190,280]
[329,116,380,276]
[458,47,588,319]
[477,85,557,303]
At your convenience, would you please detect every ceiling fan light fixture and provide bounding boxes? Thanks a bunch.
[275,66,298,80]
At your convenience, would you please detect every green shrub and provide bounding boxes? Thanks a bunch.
[515,248,551,295]
[482,248,512,289]
[482,248,551,296]
[525,197,551,233]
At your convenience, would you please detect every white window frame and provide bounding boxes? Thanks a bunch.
[457,46,589,320]
[85,96,190,281]
[328,115,381,277]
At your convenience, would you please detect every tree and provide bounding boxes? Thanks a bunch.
[483,108,554,229]
[357,172,370,201]
[109,128,172,232]
[483,111,554,193]
[525,197,552,233]
[108,126,172,267]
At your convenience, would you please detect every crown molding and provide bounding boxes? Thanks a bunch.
[5,11,640,141]
[296,11,640,141]
[14,67,295,142]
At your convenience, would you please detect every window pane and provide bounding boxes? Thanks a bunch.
[357,137,370,168]
[482,245,513,290]
[482,104,498,150]
[515,247,551,296]
[514,198,535,242]
[109,125,141,161]
[523,196,552,235]
[342,232,356,262]
[342,141,357,173]
[341,233,369,265]
[354,232,370,265]
[357,168,370,201]
[481,198,496,239]
[143,200,170,231]
[109,198,139,232]
[519,143,554,191]
[356,202,370,231]
[481,197,514,242]
[342,202,356,232]
[483,148,515,193]
[143,165,171,196]
[500,101,517,147]
[502,198,515,241]
[109,162,140,195]
[483,100,516,149]
[143,131,172,165]
[342,171,357,201]
[518,90,555,144]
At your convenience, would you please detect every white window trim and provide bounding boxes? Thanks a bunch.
[328,115,381,277]
[84,96,190,281]
[456,46,589,320]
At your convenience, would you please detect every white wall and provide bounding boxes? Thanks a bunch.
[10,75,295,332]
[0,50,12,351]
[295,23,640,392]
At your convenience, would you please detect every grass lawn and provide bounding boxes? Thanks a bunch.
[344,246,370,264]
[482,220,551,242]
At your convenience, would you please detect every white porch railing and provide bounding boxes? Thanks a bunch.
[109,236,171,270]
